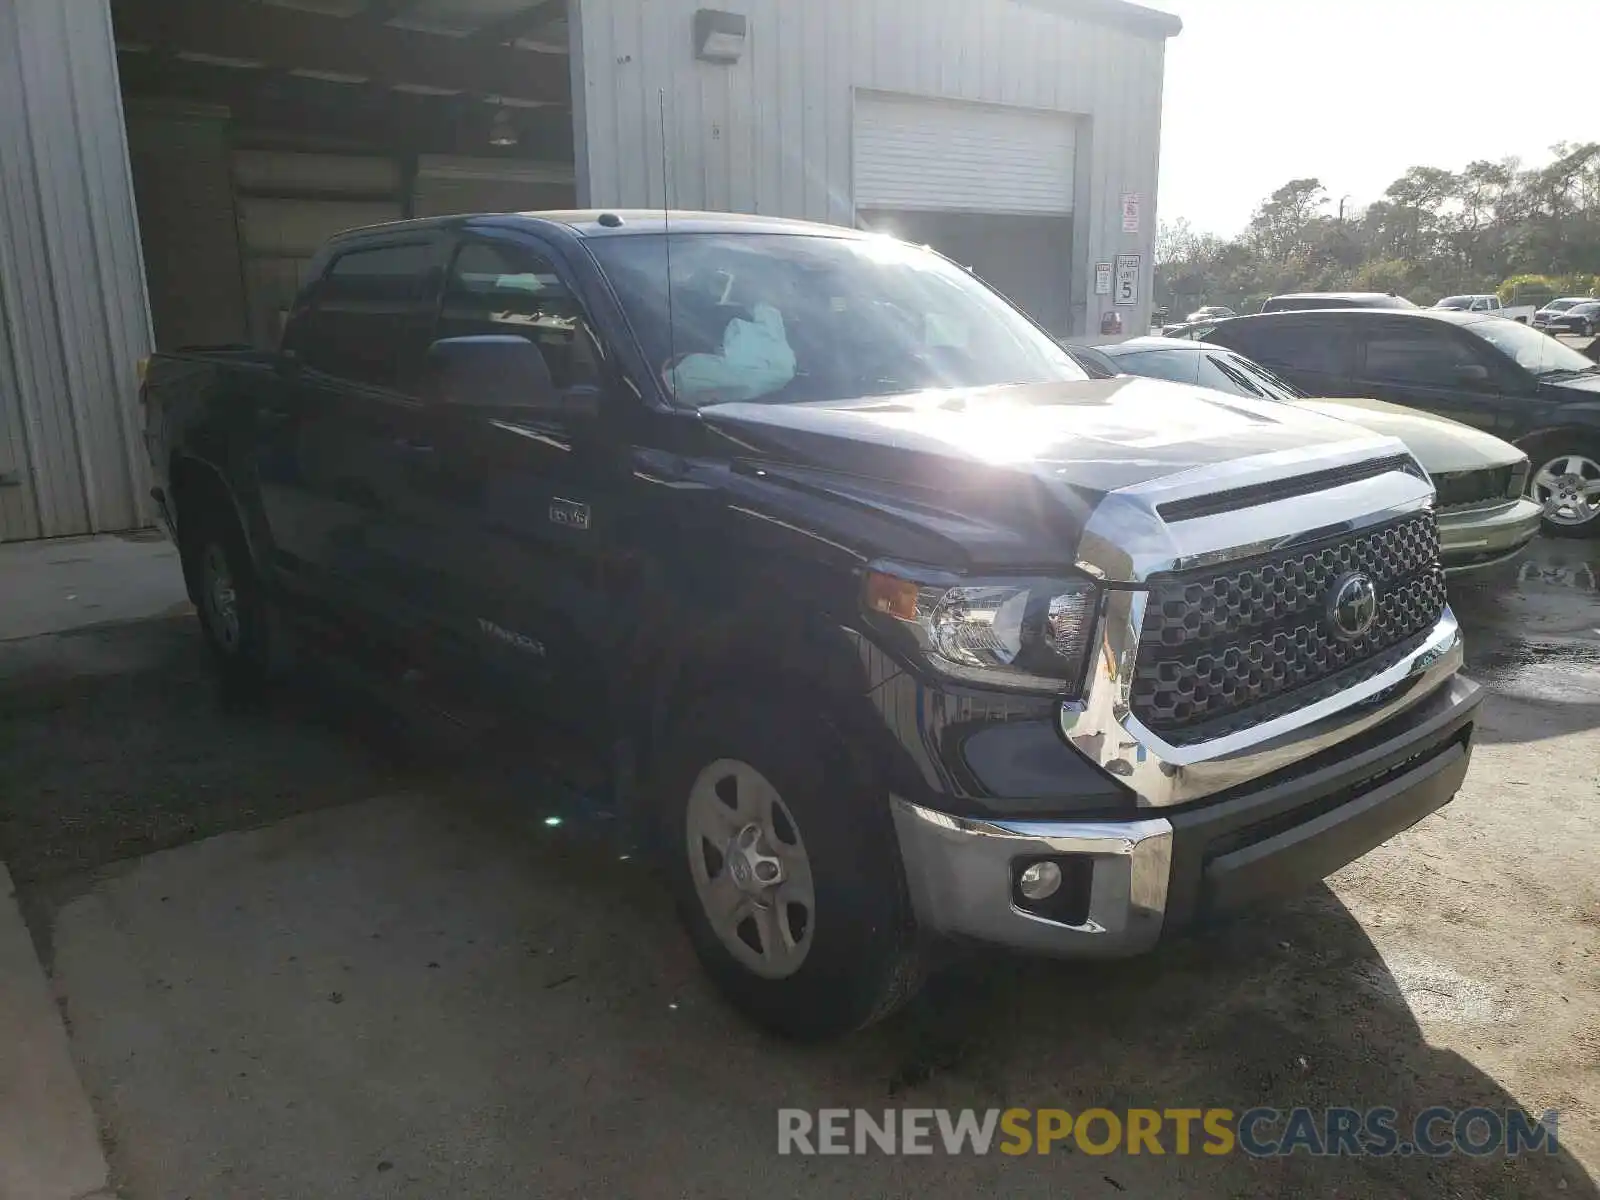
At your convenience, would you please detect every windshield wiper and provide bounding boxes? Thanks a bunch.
[1539,365,1600,380]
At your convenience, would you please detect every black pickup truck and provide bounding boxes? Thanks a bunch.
[143,211,1481,1039]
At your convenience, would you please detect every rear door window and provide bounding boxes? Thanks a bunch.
[1359,324,1491,385]
[298,241,440,391]
[1209,318,1352,379]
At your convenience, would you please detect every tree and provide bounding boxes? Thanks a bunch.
[1246,179,1328,262]
[1153,144,1600,313]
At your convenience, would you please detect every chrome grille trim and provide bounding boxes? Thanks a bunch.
[1129,511,1447,742]
[1062,438,1458,808]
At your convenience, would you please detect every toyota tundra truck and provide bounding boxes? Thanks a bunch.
[142,211,1481,1039]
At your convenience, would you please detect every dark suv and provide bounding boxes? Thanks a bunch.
[1196,309,1600,536]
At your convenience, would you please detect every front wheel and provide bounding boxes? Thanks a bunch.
[657,696,925,1039]
[1529,446,1600,537]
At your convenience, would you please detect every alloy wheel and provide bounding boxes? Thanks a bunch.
[1531,454,1600,529]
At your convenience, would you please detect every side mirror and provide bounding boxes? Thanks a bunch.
[423,335,563,413]
[1453,363,1492,388]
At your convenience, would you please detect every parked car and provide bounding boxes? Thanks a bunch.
[1432,294,1535,324]
[1184,304,1236,322]
[1542,300,1600,338]
[1094,337,1543,572]
[141,211,1481,1039]
[1260,292,1416,313]
[1059,341,1120,378]
[1532,297,1598,330]
[1197,309,1600,535]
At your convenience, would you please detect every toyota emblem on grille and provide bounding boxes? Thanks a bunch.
[1327,572,1378,640]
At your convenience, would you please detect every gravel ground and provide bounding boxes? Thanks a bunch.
[1,537,1596,1199]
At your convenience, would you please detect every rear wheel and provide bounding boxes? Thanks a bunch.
[1529,445,1600,537]
[657,696,925,1039]
[183,505,277,689]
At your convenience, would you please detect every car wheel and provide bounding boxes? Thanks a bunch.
[1529,445,1600,538]
[183,506,276,689]
[657,696,925,1039]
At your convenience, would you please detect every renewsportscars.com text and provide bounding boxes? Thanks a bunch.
[777,1107,1559,1158]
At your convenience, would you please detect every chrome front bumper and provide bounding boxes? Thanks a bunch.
[1438,497,1543,574]
[891,802,1175,956]
[891,660,1481,958]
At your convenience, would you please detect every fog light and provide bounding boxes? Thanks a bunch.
[1018,860,1063,901]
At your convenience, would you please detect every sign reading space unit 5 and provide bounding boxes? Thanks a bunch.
[1113,254,1141,306]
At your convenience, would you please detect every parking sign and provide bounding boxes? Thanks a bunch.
[1114,254,1141,306]
[1121,193,1141,233]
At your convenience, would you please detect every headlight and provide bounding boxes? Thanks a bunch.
[862,567,1100,694]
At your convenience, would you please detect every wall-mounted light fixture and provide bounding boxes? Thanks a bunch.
[693,8,746,63]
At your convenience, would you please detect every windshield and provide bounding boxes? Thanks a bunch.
[1435,297,1473,310]
[1463,316,1598,376]
[1542,299,1580,313]
[1222,353,1306,400]
[586,233,1086,406]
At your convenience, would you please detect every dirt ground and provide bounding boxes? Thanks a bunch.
[1,536,1596,1199]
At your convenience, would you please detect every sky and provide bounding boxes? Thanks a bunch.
[1143,0,1600,236]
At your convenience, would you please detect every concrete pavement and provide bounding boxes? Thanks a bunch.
[0,865,110,1200]
[2,532,1597,1198]
[0,531,187,643]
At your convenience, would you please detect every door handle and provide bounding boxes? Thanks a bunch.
[392,437,436,455]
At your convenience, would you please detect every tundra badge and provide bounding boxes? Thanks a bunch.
[549,497,591,530]
[477,618,546,657]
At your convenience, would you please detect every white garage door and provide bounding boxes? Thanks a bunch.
[853,93,1075,216]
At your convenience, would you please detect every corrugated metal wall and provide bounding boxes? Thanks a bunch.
[0,0,153,541]
[570,0,1167,336]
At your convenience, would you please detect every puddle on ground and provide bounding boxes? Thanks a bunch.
[1467,641,1600,702]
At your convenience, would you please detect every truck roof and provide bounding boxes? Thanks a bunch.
[326,209,871,243]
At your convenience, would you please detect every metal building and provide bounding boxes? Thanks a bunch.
[0,0,1177,543]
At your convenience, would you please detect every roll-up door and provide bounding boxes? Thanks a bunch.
[232,151,401,346]
[125,104,249,350]
[853,93,1075,216]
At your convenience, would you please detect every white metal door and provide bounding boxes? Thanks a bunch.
[853,93,1076,216]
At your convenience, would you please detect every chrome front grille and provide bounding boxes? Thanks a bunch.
[1130,511,1446,744]
[1433,466,1515,510]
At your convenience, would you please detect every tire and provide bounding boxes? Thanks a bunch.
[656,695,925,1039]
[1527,441,1600,538]
[181,502,277,690]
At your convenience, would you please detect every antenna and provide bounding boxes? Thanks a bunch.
[658,88,677,390]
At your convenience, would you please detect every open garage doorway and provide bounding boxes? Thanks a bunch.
[857,210,1075,339]
[111,0,579,352]
[853,92,1077,337]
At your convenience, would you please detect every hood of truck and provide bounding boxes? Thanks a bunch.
[1288,396,1524,475]
[695,378,1406,572]
[700,377,1383,498]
